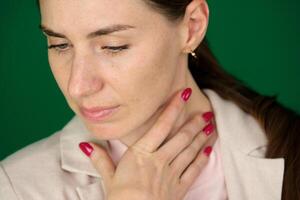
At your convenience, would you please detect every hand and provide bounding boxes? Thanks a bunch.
[79,88,217,200]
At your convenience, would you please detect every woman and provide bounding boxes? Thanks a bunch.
[0,0,299,199]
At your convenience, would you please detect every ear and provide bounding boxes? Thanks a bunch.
[179,0,209,53]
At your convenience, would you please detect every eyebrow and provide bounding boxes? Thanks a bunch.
[39,24,136,39]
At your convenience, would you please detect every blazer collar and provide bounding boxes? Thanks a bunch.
[60,116,108,178]
[203,89,268,154]
[203,89,284,200]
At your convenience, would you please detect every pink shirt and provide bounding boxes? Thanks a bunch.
[107,137,228,200]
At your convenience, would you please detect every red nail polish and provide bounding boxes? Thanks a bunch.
[79,142,94,157]
[181,88,192,102]
[202,122,214,136]
[202,111,214,122]
[204,146,213,156]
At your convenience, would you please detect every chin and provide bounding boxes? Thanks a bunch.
[84,120,126,140]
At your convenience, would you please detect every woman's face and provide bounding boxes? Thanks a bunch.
[40,0,187,140]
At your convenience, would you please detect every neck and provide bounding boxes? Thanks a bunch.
[119,68,213,148]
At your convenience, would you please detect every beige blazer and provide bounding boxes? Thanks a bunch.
[0,89,285,200]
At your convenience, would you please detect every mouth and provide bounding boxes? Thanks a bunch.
[79,105,120,123]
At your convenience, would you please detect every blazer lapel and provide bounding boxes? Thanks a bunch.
[204,89,285,200]
[223,150,285,200]
[76,180,106,200]
[60,116,109,200]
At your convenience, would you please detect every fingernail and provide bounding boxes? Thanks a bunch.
[202,122,214,136]
[202,111,214,122]
[204,146,213,156]
[79,142,94,157]
[181,88,192,102]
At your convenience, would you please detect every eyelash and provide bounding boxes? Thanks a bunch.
[102,45,129,55]
[47,43,69,53]
[47,43,129,55]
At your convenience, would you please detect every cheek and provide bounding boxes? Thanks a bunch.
[48,53,71,97]
[115,39,178,115]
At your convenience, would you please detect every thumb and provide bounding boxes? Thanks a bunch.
[79,142,116,188]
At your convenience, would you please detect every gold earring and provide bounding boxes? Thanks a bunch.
[190,49,197,59]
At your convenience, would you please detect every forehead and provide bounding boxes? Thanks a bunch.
[39,0,166,33]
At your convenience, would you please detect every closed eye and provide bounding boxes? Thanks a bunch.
[47,44,129,55]
[48,43,70,52]
[102,45,129,53]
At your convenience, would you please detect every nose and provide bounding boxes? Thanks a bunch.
[68,52,103,99]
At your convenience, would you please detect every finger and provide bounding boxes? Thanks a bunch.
[79,142,115,190]
[157,112,212,163]
[134,88,192,152]
[170,120,215,175]
[178,133,217,191]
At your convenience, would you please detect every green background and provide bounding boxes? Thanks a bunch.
[1,1,299,160]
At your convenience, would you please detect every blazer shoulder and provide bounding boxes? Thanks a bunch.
[0,129,63,189]
[1,130,61,169]
[0,163,19,200]
[0,130,69,199]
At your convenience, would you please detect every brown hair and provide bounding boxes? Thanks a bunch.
[144,0,300,199]
[36,0,300,198]
[192,38,300,199]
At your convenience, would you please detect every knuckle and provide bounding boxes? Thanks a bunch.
[179,130,194,143]
[185,115,202,134]
[173,96,183,109]
[189,163,201,172]
[194,154,208,168]
[195,133,206,144]
[156,118,173,133]
[169,164,179,178]
[188,114,201,128]
[155,151,169,165]
[193,114,203,124]
[130,144,153,155]
[169,101,183,119]
[187,145,199,156]
[167,102,181,119]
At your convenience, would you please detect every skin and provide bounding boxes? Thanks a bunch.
[89,91,217,200]
[39,0,214,147]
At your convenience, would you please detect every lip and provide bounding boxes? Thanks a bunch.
[80,105,120,122]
